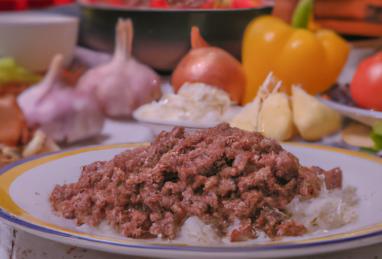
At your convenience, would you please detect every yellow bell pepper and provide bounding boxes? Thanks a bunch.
[242,0,349,103]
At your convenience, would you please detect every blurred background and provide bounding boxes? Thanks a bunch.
[1,0,381,73]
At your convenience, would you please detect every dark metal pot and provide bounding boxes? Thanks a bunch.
[79,4,272,73]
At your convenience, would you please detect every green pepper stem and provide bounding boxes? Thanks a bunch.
[291,0,314,29]
[373,121,382,135]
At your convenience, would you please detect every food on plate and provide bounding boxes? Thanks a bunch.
[242,0,349,103]
[133,82,234,125]
[230,73,294,141]
[0,58,41,97]
[340,122,382,154]
[172,26,246,104]
[320,53,381,134]
[350,52,382,112]
[18,55,105,143]
[323,83,354,107]
[50,124,357,242]
[0,129,59,168]
[292,86,341,141]
[341,123,374,149]
[0,95,30,146]
[77,19,161,117]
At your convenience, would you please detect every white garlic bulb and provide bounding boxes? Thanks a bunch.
[18,55,105,143]
[77,19,161,117]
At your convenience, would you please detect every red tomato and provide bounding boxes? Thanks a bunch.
[350,52,382,111]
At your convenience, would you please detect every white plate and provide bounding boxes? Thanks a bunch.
[0,143,382,259]
[319,97,382,127]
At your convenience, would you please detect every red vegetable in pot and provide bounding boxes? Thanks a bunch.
[150,0,169,8]
[231,0,260,8]
[350,52,382,111]
[18,55,105,143]
[171,27,246,104]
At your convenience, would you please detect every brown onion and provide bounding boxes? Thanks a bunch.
[0,95,29,146]
[172,27,246,104]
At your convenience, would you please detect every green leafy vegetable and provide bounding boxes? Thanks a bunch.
[360,147,379,154]
[371,122,382,151]
[0,58,41,85]
[373,122,382,135]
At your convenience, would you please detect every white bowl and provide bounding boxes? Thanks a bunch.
[0,13,78,72]
[319,97,382,127]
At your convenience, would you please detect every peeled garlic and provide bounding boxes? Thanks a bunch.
[292,86,342,141]
[232,74,341,141]
[230,73,275,131]
[258,92,294,141]
[229,100,261,132]
[18,55,105,143]
[231,73,294,141]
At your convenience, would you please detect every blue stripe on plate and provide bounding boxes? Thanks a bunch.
[2,206,382,253]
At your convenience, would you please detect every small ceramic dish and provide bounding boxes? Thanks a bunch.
[319,97,382,127]
[0,13,78,72]
[132,105,241,134]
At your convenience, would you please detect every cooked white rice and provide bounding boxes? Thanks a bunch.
[51,185,359,245]
[178,186,359,244]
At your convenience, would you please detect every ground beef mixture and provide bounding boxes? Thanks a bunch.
[50,124,342,241]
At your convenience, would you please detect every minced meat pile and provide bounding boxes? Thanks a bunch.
[50,123,342,241]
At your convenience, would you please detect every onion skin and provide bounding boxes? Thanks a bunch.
[172,27,246,104]
[0,95,29,146]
